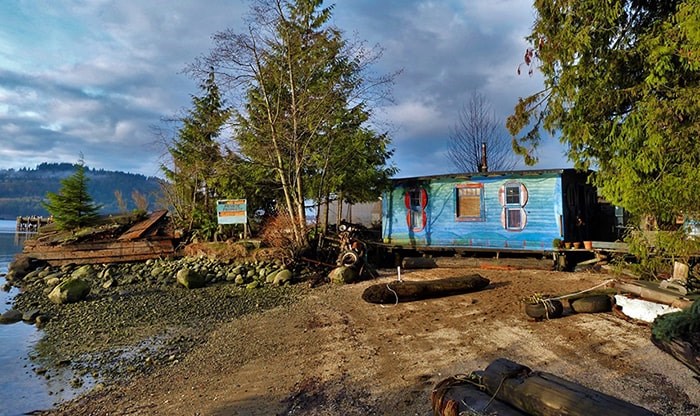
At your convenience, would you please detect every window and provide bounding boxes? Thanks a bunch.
[456,183,483,221]
[499,182,529,231]
[506,185,520,204]
[505,183,522,229]
[507,207,522,229]
[404,188,427,231]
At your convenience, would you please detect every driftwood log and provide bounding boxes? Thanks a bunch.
[613,280,693,309]
[361,274,489,304]
[479,358,659,416]
[431,375,527,416]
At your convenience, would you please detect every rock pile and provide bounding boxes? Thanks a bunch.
[5,256,302,327]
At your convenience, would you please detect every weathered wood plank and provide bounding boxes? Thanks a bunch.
[24,239,173,253]
[401,256,554,270]
[651,335,700,376]
[361,274,490,304]
[481,358,659,416]
[43,253,173,266]
[118,210,168,241]
[27,241,174,261]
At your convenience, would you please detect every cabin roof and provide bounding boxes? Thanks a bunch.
[391,168,583,185]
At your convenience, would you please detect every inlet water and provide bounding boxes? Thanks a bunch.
[0,220,78,415]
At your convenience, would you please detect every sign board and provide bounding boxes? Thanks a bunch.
[216,199,247,225]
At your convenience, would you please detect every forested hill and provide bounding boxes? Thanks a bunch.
[0,163,163,219]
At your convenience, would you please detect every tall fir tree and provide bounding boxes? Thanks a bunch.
[43,156,101,230]
[162,70,232,237]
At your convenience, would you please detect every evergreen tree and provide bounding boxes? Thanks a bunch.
[190,0,396,247]
[43,157,101,230]
[508,1,700,225]
[162,70,232,237]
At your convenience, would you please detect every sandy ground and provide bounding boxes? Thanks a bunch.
[48,267,700,415]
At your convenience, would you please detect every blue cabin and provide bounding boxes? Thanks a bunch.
[381,169,613,252]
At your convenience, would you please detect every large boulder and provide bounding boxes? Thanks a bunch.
[176,268,205,289]
[8,256,31,280]
[329,266,358,284]
[48,278,91,304]
[273,269,293,286]
[71,265,96,281]
[0,309,23,324]
[22,309,41,322]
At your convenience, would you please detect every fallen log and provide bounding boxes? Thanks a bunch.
[479,358,659,416]
[613,280,693,309]
[361,274,489,304]
[431,375,527,416]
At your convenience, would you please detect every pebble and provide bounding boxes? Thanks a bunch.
[9,257,306,391]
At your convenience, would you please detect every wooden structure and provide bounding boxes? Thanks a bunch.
[432,358,659,416]
[21,210,176,266]
[16,216,52,232]
[381,169,616,254]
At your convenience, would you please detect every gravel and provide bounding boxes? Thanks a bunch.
[10,258,308,390]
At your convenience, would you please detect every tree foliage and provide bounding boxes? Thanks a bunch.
[161,71,232,237]
[189,0,396,247]
[448,92,517,172]
[43,157,101,230]
[508,0,700,225]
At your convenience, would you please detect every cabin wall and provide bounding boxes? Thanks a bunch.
[560,171,615,242]
[382,173,564,251]
[316,200,381,228]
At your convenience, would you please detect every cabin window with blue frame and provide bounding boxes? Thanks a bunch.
[456,183,484,221]
[505,183,522,230]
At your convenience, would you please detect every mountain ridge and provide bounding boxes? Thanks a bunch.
[0,163,164,219]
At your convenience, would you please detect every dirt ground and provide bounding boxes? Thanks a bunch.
[49,267,700,416]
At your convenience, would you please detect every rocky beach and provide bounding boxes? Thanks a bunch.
[4,255,699,415]
[5,254,308,412]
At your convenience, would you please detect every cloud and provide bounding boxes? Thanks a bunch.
[0,0,566,179]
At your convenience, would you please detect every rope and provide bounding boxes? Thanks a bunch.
[432,373,503,416]
[483,375,507,412]
[379,283,399,308]
[548,278,615,301]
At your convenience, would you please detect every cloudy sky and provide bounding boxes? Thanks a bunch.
[0,0,568,179]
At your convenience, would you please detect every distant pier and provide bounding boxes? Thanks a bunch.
[16,216,52,232]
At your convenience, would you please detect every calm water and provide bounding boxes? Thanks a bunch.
[0,220,78,415]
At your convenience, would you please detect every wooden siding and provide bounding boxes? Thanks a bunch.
[382,173,564,251]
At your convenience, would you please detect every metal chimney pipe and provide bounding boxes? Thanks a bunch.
[480,142,488,172]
